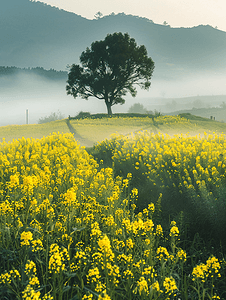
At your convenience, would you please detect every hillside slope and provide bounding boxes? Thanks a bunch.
[1,115,226,146]
[1,0,226,79]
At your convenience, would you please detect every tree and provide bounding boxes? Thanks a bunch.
[220,101,226,109]
[163,21,170,27]
[66,32,155,116]
[128,103,147,114]
[94,11,103,19]
[38,110,64,124]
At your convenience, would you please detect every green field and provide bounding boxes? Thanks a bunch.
[1,114,226,146]
[0,120,71,143]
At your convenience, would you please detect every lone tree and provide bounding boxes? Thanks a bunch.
[66,32,155,115]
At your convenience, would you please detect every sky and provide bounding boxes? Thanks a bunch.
[34,0,226,32]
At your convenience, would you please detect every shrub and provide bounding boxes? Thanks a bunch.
[75,111,91,119]
[38,110,64,124]
[128,103,147,114]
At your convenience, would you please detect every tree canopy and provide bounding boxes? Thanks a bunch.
[128,103,147,114]
[66,32,155,115]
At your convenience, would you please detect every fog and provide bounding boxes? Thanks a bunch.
[0,71,226,127]
[113,71,226,113]
[0,73,107,126]
[150,71,226,99]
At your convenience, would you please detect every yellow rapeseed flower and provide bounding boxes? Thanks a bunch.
[192,263,208,282]
[21,231,33,246]
[156,246,169,261]
[98,290,111,300]
[163,277,177,296]
[137,276,149,295]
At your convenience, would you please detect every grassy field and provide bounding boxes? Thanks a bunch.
[0,120,71,143]
[1,114,226,145]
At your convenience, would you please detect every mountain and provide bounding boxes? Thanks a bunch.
[1,0,226,79]
[0,66,67,80]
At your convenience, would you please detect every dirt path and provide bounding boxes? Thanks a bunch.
[65,119,94,148]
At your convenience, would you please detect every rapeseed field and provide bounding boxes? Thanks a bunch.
[0,125,225,299]
[92,130,226,239]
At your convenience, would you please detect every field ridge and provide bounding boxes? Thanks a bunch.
[1,114,226,145]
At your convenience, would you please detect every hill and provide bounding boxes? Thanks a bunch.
[1,114,226,146]
[0,66,67,80]
[1,0,226,79]
[169,107,226,123]
[144,95,226,118]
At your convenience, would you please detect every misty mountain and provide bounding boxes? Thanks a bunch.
[1,0,226,127]
[0,66,67,80]
[1,0,226,79]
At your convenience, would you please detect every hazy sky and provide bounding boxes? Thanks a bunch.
[35,0,226,32]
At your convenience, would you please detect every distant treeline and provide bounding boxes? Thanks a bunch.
[0,66,68,80]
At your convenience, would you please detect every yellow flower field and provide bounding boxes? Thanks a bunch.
[93,130,226,237]
[0,129,225,299]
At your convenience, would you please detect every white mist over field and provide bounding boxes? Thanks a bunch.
[0,71,226,126]
[150,72,226,99]
[0,74,106,126]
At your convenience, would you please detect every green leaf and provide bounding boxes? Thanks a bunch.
[64,272,77,278]
[63,286,71,293]
[69,295,79,300]
[71,227,86,232]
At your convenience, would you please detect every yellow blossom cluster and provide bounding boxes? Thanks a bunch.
[21,231,33,246]
[49,243,70,274]
[192,256,221,281]
[0,269,21,285]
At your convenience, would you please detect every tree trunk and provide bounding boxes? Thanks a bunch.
[105,99,112,116]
